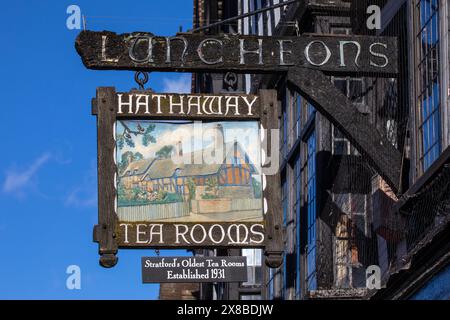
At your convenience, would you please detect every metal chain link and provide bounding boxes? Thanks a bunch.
[134,71,149,90]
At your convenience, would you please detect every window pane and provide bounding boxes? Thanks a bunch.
[240,294,261,300]
[334,127,345,139]
[245,266,255,285]
[255,266,262,284]
[350,194,366,213]
[242,249,262,266]
[353,214,366,235]
[349,80,363,103]
[334,79,347,96]
[334,141,348,155]
[306,131,317,290]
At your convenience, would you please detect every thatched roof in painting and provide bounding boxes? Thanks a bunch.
[123,141,258,181]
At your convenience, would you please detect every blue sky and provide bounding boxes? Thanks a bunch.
[0,0,194,299]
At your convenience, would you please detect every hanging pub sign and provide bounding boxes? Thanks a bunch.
[77,29,400,269]
[92,87,281,267]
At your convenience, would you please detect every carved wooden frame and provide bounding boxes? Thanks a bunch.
[92,88,283,268]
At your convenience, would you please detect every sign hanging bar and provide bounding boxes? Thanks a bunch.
[190,0,300,33]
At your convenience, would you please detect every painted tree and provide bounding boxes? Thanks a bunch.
[117,121,156,149]
[118,151,143,174]
[187,178,196,210]
[205,177,219,197]
[155,145,174,159]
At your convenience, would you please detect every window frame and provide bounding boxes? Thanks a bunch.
[412,0,448,176]
[305,129,317,292]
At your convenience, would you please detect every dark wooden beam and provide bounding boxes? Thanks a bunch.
[288,67,402,194]
[260,90,284,268]
[93,87,119,268]
[75,30,398,76]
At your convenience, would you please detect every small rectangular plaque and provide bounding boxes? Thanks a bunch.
[141,256,248,283]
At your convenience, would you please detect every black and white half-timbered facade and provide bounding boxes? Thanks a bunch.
[188,0,450,301]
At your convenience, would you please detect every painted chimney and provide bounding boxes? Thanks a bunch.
[214,123,225,159]
[177,140,183,157]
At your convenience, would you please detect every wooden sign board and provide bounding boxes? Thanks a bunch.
[141,256,248,283]
[105,91,261,120]
[92,87,282,267]
[76,31,398,76]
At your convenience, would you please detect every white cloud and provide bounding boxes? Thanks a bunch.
[120,122,201,159]
[65,187,97,208]
[2,153,51,195]
[162,74,192,93]
[118,122,262,170]
[64,160,97,208]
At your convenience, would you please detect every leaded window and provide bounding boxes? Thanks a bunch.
[415,0,441,171]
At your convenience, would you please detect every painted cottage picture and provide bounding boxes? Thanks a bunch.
[116,120,263,223]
